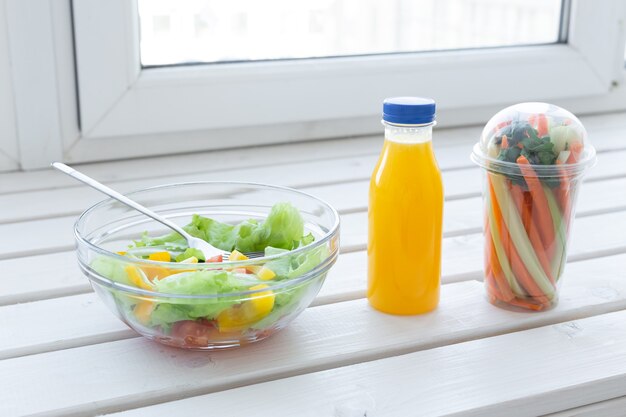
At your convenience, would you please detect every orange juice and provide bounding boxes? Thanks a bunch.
[368,97,443,315]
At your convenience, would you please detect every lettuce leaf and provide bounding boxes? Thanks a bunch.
[90,256,132,286]
[264,244,329,280]
[135,202,310,252]
[154,270,253,295]
[175,248,205,262]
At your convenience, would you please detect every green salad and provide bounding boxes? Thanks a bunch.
[91,202,327,345]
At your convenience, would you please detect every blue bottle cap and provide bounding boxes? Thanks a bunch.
[383,97,436,125]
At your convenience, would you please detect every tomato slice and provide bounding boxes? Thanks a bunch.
[171,320,216,347]
[170,319,242,347]
[206,254,223,263]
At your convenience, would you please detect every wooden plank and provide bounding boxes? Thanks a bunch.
[0,293,134,360]
[1,178,625,306]
[580,111,626,133]
[546,396,626,417]
[0,251,89,306]
[0,144,624,225]
[108,309,626,417]
[2,253,626,416]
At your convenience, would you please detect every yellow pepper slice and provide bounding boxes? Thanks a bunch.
[229,250,249,261]
[134,300,155,325]
[217,284,275,332]
[245,265,276,280]
[141,265,171,282]
[139,252,177,281]
[148,251,171,262]
[125,266,154,290]
[256,266,276,281]
[248,284,275,313]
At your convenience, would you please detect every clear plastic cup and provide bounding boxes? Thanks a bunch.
[471,103,596,311]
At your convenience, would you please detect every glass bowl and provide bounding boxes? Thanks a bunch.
[75,182,340,349]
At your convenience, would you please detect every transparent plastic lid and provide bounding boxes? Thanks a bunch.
[471,102,596,177]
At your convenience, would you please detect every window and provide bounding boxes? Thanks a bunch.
[2,0,626,169]
[138,0,563,66]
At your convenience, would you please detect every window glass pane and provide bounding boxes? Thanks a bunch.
[139,0,563,67]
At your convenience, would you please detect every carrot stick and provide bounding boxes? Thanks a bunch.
[486,221,515,301]
[509,183,555,284]
[543,184,568,282]
[522,190,533,232]
[503,228,551,304]
[509,182,531,233]
[536,114,549,137]
[489,178,550,304]
[486,245,545,311]
[517,155,556,259]
[506,297,545,311]
[486,270,546,311]
[484,269,503,301]
[566,142,583,164]
[486,261,546,311]
[528,114,549,137]
[556,160,571,218]
[501,135,509,149]
[485,183,527,297]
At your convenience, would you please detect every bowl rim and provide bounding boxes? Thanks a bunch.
[74,181,340,298]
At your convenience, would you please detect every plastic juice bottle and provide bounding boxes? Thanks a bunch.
[368,97,444,315]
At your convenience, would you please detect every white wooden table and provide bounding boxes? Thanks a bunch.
[2,113,626,417]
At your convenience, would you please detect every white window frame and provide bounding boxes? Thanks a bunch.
[0,0,20,172]
[3,0,626,170]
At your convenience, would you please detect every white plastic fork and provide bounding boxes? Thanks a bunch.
[52,162,263,261]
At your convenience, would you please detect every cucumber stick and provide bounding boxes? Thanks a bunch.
[490,175,556,298]
[543,184,567,280]
[487,198,526,296]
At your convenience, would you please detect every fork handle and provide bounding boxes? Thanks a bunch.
[52,162,191,240]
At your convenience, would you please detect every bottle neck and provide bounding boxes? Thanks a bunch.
[383,121,434,144]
